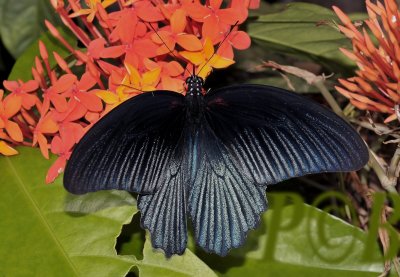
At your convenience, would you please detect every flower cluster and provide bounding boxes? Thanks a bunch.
[334,0,400,123]
[0,0,257,182]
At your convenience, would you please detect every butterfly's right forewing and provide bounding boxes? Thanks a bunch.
[204,84,369,186]
[64,91,186,194]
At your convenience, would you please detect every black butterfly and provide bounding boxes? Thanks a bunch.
[64,75,368,257]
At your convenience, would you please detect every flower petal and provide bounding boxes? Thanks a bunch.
[77,91,103,112]
[209,54,235,68]
[176,34,203,51]
[165,61,184,77]
[3,80,19,92]
[95,90,119,104]
[51,94,68,112]
[46,156,67,184]
[5,120,23,142]
[142,68,161,86]
[54,74,78,92]
[202,16,220,42]
[171,9,187,34]
[101,45,126,58]
[180,51,205,65]
[21,80,39,92]
[4,94,22,118]
[40,114,59,134]
[183,2,210,22]
[0,141,18,156]
[230,31,251,49]
[37,133,49,159]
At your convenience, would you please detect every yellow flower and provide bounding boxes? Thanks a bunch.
[70,0,116,22]
[96,65,161,113]
[180,38,235,79]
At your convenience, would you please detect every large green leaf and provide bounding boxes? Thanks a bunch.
[131,235,217,277]
[0,147,137,276]
[198,193,384,276]
[8,28,75,81]
[0,0,60,58]
[247,3,364,70]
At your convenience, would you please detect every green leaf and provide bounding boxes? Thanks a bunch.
[0,147,137,276]
[132,234,217,277]
[247,3,363,70]
[0,0,60,58]
[8,28,75,81]
[199,194,384,276]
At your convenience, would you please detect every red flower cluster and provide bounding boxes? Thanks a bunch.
[334,0,400,123]
[1,0,258,182]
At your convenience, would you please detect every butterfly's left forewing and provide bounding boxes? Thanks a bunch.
[64,91,186,194]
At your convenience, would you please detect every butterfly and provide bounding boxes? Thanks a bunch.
[64,74,369,257]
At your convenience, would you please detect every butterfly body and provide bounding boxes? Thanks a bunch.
[64,76,368,257]
[184,76,206,124]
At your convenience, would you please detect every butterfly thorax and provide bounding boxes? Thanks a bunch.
[185,75,205,124]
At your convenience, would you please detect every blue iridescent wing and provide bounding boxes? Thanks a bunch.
[204,84,368,186]
[187,121,267,256]
[137,146,188,257]
[63,90,185,194]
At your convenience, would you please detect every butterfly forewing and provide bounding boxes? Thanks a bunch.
[204,84,369,186]
[63,91,186,194]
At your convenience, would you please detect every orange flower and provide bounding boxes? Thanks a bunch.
[180,38,235,79]
[3,80,39,110]
[144,59,185,91]
[33,112,59,159]
[0,90,23,142]
[151,9,202,55]
[217,28,251,59]
[334,0,400,123]
[41,74,75,114]
[65,72,102,113]
[183,0,241,42]
[46,130,76,183]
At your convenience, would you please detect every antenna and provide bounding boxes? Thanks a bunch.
[113,83,146,94]
[197,21,239,77]
[146,22,193,77]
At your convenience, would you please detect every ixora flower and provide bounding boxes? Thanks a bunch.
[0,0,258,181]
[334,0,400,123]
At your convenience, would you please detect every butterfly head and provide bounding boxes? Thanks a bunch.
[185,75,204,96]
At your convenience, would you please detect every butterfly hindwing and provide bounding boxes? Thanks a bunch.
[205,84,368,186]
[188,121,268,256]
[63,91,185,194]
[138,152,188,257]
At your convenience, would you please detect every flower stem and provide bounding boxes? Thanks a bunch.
[313,80,344,117]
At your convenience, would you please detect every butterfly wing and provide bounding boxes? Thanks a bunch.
[188,121,268,255]
[204,84,369,186]
[137,143,188,257]
[63,90,185,194]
